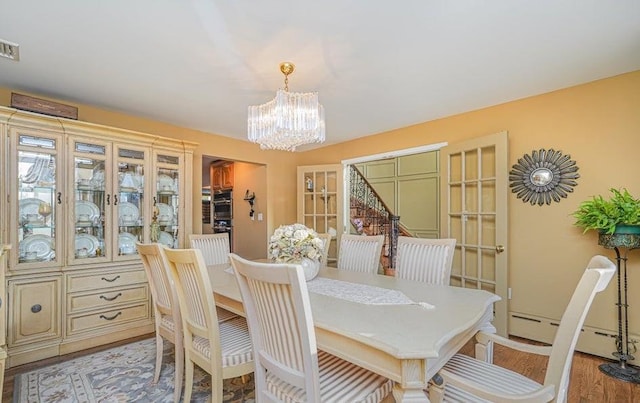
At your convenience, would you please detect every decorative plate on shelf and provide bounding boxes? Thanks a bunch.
[118,202,140,224]
[75,233,99,257]
[156,203,174,223]
[76,200,100,222]
[157,174,175,192]
[158,231,174,248]
[19,198,46,216]
[20,234,54,261]
[118,232,138,255]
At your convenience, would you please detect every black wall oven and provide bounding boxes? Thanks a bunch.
[213,189,233,251]
[213,189,232,219]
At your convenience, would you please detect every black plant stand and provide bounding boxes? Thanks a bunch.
[598,232,640,383]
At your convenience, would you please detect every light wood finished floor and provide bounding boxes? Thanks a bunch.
[2,335,639,402]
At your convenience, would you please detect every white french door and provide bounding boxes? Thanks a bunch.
[441,131,509,336]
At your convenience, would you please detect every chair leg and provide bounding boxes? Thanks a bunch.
[153,334,164,383]
[428,377,445,403]
[475,339,494,363]
[183,357,195,403]
[212,375,224,403]
[173,343,184,403]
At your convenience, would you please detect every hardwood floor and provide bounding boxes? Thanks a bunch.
[457,337,640,403]
[2,335,639,402]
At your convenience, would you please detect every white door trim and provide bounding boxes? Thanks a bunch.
[341,142,448,165]
[340,141,448,236]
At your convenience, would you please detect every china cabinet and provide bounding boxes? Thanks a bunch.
[297,165,344,266]
[0,106,196,367]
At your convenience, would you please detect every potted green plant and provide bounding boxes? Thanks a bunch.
[572,188,640,235]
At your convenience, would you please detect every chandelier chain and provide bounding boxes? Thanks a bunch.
[280,62,295,91]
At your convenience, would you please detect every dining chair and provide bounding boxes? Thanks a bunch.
[137,242,240,402]
[337,234,385,274]
[229,253,394,402]
[429,255,616,403]
[316,233,332,264]
[136,242,185,403]
[164,248,254,403]
[395,237,457,285]
[188,233,231,266]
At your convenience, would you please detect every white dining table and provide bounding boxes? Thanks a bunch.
[208,264,500,402]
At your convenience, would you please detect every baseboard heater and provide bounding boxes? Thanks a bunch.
[508,311,638,365]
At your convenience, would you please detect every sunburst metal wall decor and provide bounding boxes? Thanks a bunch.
[509,149,580,206]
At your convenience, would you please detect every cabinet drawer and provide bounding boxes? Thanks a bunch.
[67,268,146,292]
[67,303,149,336]
[67,286,148,313]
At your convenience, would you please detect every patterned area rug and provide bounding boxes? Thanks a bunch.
[14,338,255,402]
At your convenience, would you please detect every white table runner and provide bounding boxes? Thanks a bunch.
[307,277,434,308]
[225,266,433,308]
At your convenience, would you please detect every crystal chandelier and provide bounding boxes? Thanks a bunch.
[248,62,325,151]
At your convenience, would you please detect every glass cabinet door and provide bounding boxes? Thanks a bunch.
[12,131,63,268]
[153,152,181,249]
[115,146,148,258]
[69,139,110,264]
[297,165,344,267]
[302,170,340,236]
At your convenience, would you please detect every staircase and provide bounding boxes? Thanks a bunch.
[349,165,411,273]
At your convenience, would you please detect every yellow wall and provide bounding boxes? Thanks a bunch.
[300,70,640,335]
[2,69,639,336]
[232,162,268,259]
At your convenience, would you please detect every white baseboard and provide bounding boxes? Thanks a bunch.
[508,311,639,365]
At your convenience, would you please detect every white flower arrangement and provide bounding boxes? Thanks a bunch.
[268,223,324,263]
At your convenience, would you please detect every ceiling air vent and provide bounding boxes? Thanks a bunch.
[0,39,20,61]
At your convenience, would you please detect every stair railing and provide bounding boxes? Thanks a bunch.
[349,165,405,270]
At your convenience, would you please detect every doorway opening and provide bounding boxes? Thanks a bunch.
[201,155,268,260]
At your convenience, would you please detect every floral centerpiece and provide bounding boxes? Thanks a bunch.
[268,223,324,262]
[268,223,324,280]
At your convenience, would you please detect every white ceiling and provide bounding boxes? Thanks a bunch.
[1,1,639,150]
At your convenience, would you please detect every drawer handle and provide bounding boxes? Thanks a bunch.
[100,312,122,321]
[101,275,121,283]
[31,304,42,313]
[100,293,122,302]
